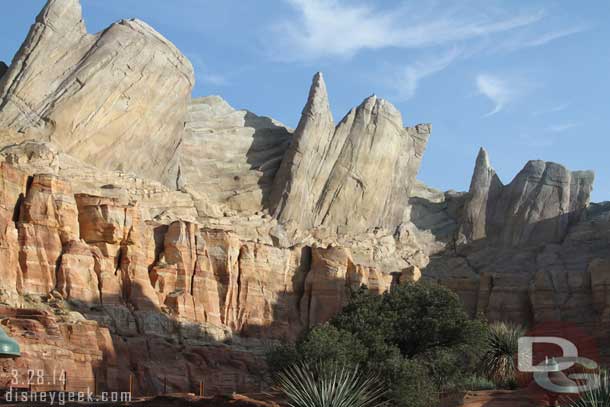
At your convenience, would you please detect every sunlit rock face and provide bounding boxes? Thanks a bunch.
[179,96,292,214]
[0,0,194,187]
[270,73,430,235]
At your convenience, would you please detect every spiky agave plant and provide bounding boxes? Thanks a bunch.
[275,362,389,407]
[479,322,525,387]
[566,370,610,407]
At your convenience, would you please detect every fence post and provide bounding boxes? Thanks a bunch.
[129,374,134,398]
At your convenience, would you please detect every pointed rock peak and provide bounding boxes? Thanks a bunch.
[302,72,331,120]
[36,0,86,35]
[355,94,403,127]
[469,147,501,193]
[475,147,493,171]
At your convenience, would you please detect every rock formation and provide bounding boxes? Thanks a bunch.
[179,96,292,214]
[424,150,601,332]
[460,148,594,247]
[271,73,431,234]
[0,0,194,186]
[0,0,608,398]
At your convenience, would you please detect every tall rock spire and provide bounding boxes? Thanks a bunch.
[35,0,86,35]
[270,73,431,235]
[460,147,503,241]
[270,72,336,229]
[314,95,430,233]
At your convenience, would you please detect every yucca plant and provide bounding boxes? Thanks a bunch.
[566,370,610,406]
[480,322,525,387]
[274,362,389,407]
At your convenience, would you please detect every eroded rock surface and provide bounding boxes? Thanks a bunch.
[271,73,430,235]
[0,0,194,186]
[460,148,594,247]
[179,96,292,214]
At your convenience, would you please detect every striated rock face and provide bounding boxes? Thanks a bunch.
[424,151,601,333]
[0,0,194,186]
[460,148,594,247]
[0,307,266,396]
[0,160,401,394]
[179,96,292,214]
[271,73,430,235]
[0,162,28,296]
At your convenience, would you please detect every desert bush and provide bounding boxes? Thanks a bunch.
[566,369,610,407]
[479,322,524,387]
[268,282,486,407]
[275,362,389,407]
[460,375,496,391]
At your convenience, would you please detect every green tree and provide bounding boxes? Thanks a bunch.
[268,281,487,407]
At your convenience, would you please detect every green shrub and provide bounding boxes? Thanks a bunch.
[275,362,389,407]
[479,322,524,387]
[268,282,487,406]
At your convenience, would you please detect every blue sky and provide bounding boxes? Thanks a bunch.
[2,1,609,202]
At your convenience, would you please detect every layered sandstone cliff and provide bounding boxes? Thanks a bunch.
[0,0,608,397]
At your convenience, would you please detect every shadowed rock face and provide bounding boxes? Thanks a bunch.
[270,73,431,235]
[0,61,7,80]
[179,96,292,213]
[460,148,594,247]
[0,0,194,187]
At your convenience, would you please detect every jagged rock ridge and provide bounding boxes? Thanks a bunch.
[271,73,431,235]
[460,148,594,247]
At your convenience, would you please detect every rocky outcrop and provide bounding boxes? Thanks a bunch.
[0,0,194,186]
[459,149,594,247]
[271,73,430,235]
[179,96,292,214]
[424,152,600,331]
[270,73,336,229]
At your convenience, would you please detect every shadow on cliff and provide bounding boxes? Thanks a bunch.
[243,112,292,210]
[421,200,602,329]
[65,246,316,398]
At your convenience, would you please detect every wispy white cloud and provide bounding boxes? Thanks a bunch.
[476,74,519,116]
[391,48,461,101]
[515,26,588,49]
[532,103,569,116]
[270,0,544,61]
[494,24,589,53]
[547,122,579,133]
